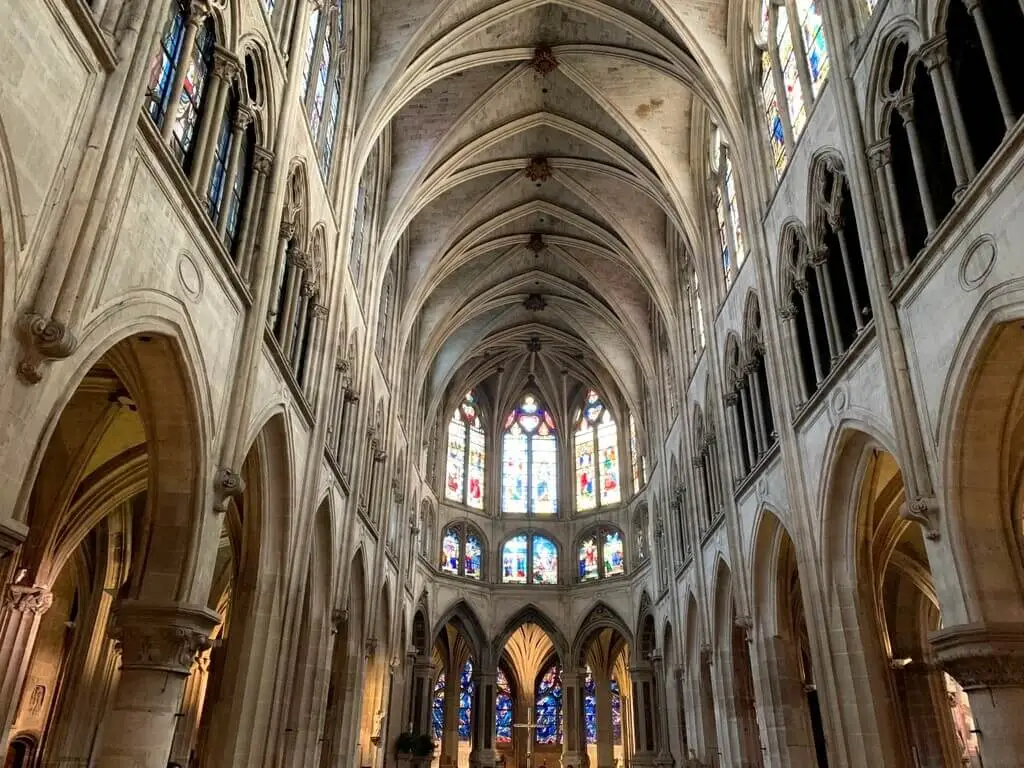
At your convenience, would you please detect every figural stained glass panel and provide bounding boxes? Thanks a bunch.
[603,530,625,577]
[579,537,599,581]
[465,533,482,579]
[502,395,558,515]
[496,669,513,743]
[535,664,563,745]
[532,536,558,585]
[446,417,466,503]
[611,679,622,744]
[446,393,486,509]
[574,391,620,510]
[441,527,460,575]
[502,535,529,584]
[169,20,215,165]
[584,667,597,744]
[147,0,187,126]
[777,5,807,137]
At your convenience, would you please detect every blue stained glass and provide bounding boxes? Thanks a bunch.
[584,668,597,744]
[535,664,562,745]
[147,1,186,125]
[223,129,252,253]
[432,673,445,741]
[611,679,622,745]
[502,395,558,514]
[459,660,475,740]
[496,669,513,743]
[207,100,233,221]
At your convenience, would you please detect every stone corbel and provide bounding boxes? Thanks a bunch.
[899,495,940,539]
[17,313,78,385]
[213,467,245,513]
[734,614,754,644]
[4,579,54,615]
[699,643,713,666]
[331,608,348,635]
[365,637,378,659]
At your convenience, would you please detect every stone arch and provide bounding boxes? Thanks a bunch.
[571,602,634,669]
[492,604,569,664]
[431,599,488,665]
[0,112,20,338]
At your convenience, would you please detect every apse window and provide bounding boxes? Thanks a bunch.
[445,391,485,510]
[501,533,559,585]
[502,395,558,515]
[439,523,483,580]
[574,390,621,511]
[578,527,626,581]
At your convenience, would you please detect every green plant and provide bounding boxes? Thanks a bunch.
[395,732,416,754]
[411,734,435,757]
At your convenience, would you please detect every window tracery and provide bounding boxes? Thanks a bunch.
[349,147,379,294]
[501,533,558,585]
[439,522,482,580]
[577,527,625,582]
[502,395,558,515]
[758,0,831,175]
[629,414,646,492]
[710,132,746,286]
[445,392,486,510]
[574,390,620,511]
[300,1,347,177]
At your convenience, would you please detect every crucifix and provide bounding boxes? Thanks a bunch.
[512,709,541,768]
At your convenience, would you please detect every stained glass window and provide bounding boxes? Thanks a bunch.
[222,128,252,254]
[446,392,485,509]
[711,136,746,286]
[777,5,806,138]
[432,672,445,740]
[496,669,513,743]
[439,523,482,580]
[574,391,620,511]
[300,9,320,103]
[207,96,234,221]
[310,35,331,137]
[611,678,622,744]
[320,75,341,175]
[168,18,215,166]
[535,663,562,745]
[583,667,597,744]
[502,534,558,585]
[630,415,644,492]
[798,0,829,96]
[578,527,626,581]
[459,660,475,740]
[376,271,394,362]
[146,0,187,128]
[502,395,558,515]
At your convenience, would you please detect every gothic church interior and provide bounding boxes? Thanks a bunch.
[0,0,1023,766]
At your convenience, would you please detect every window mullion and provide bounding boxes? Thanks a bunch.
[786,0,815,111]
[463,422,471,507]
[769,5,797,155]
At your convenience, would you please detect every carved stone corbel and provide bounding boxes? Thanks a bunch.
[899,495,940,539]
[18,313,78,385]
[213,467,245,513]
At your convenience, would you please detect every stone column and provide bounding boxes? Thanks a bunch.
[192,47,238,191]
[95,601,220,768]
[160,0,212,144]
[561,668,587,768]
[469,670,497,768]
[277,247,309,353]
[829,213,866,333]
[235,148,273,279]
[650,652,672,768]
[441,667,460,768]
[931,622,1024,768]
[745,362,768,458]
[778,305,808,403]
[795,280,825,385]
[867,141,909,276]
[168,652,211,766]
[0,579,52,750]
[411,655,434,736]
[268,222,296,327]
[921,38,973,187]
[215,107,254,236]
[629,663,656,768]
[595,672,614,768]
[895,98,939,233]
[810,252,842,362]
[962,0,1017,131]
[738,383,758,469]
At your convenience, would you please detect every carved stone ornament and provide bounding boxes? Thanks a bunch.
[279,220,297,242]
[391,476,405,504]
[4,583,54,615]
[110,602,220,674]
[18,313,78,385]
[527,233,546,254]
[898,495,940,540]
[530,44,559,74]
[524,293,547,311]
[253,147,275,175]
[779,303,799,321]
[213,467,245,513]
[735,614,754,643]
[699,643,713,666]
[930,622,1024,690]
[331,608,349,634]
[365,637,379,659]
[525,156,552,182]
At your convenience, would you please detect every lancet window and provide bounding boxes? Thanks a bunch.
[445,392,486,509]
[577,527,625,582]
[574,391,621,511]
[502,395,558,515]
[629,414,646,492]
[496,668,514,743]
[439,522,483,580]
[299,1,347,177]
[501,534,558,585]
[758,0,831,175]
[535,662,563,745]
[349,147,379,293]
[710,133,746,287]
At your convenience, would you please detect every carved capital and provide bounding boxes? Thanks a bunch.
[895,97,916,124]
[779,303,799,321]
[793,278,810,295]
[867,140,892,171]
[212,47,241,80]
[699,643,713,666]
[288,246,310,270]
[188,0,212,24]
[213,467,245,513]
[301,280,318,298]
[313,303,329,319]
[899,495,940,539]
[344,390,361,405]
[691,455,705,469]
[373,449,388,464]
[232,106,254,133]
[279,220,296,242]
[809,245,830,268]
[365,637,379,659]
[723,391,740,407]
[918,36,950,71]
[331,608,349,634]
[735,614,754,643]
[110,602,220,675]
[931,622,1024,690]
[253,147,274,175]
[4,583,53,615]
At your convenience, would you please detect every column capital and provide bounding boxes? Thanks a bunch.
[110,601,220,675]
[288,246,310,269]
[867,139,892,169]
[3,581,53,615]
[930,622,1024,689]
[212,46,242,80]
[253,147,274,175]
[313,303,330,319]
[918,36,950,71]
[960,0,982,12]
[188,0,212,23]
[279,220,297,242]
[779,303,799,321]
[895,97,916,123]
[232,105,254,133]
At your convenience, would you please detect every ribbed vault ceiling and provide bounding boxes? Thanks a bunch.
[353,0,740,427]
